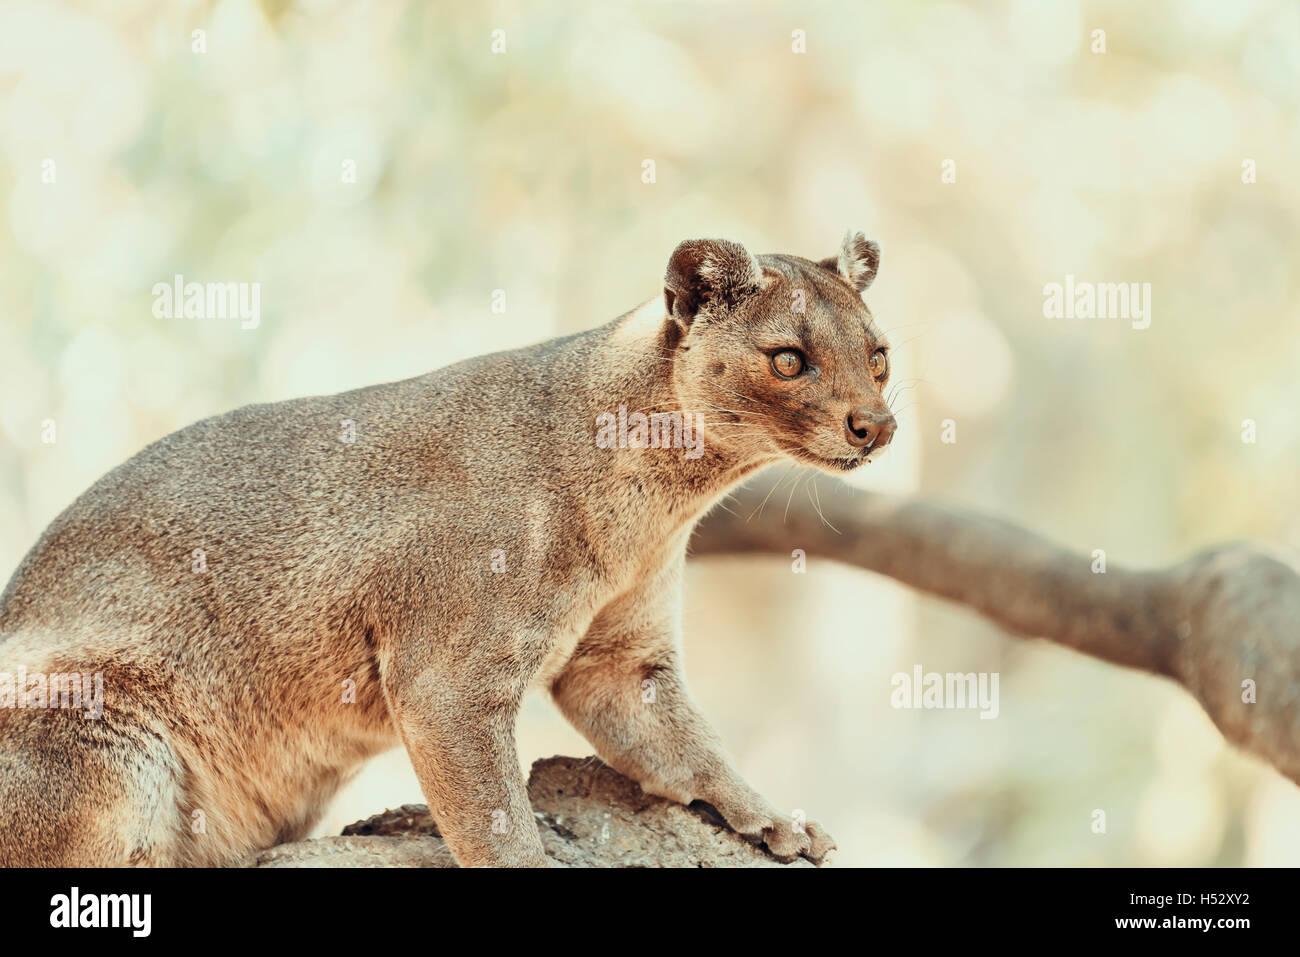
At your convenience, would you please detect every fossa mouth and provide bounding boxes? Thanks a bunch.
[787,445,872,472]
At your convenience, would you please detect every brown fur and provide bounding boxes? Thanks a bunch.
[0,233,893,867]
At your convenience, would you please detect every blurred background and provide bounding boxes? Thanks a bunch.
[1,0,1298,865]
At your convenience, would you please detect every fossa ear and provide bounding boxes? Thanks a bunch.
[663,238,763,331]
[820,230,880,294]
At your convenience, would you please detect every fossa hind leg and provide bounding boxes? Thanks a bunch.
[380,622,555,867]
[0,709,184,866]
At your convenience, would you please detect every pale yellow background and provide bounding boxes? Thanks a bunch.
[1,0,1298,865]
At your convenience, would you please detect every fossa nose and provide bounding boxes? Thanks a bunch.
[845,408,896,450]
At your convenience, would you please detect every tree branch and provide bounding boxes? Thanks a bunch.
[247,757,813,868]
[691,472,1300,785]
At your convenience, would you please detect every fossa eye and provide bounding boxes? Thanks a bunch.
[771,350,804,378]
[868,348,888,382]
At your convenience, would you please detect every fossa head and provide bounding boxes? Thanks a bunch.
[664,231,896,473]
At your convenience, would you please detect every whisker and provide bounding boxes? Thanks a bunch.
[888,331,934,350]
[700,381,820,426]
[808,476,841,534]
[784,468,810,522]
[747,463,798,522]
[696,401,774,420]
[876,322,936,338]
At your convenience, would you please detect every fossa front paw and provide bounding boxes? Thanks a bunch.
[720,806,836,866]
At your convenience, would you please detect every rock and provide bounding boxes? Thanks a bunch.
[246,755,815,868]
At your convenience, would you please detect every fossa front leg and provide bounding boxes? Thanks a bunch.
[382,628,554,867]
[550,570,835,864]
